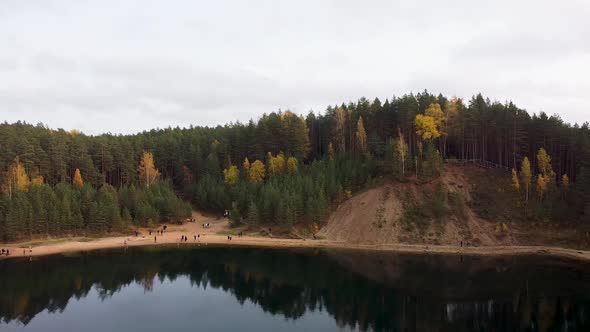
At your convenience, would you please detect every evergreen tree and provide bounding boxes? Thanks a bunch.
[248,200,259,224]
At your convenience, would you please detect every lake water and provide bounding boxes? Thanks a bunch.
[1,246,590,332]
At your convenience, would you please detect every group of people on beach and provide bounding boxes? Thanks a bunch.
[144,226,172,243]
[227,232,245,241]
[1,246,35,257]
[179,234,201,242]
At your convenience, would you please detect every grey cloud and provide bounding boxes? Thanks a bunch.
[0,0,588,134]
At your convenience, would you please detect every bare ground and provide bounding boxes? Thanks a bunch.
[319,164,584,249]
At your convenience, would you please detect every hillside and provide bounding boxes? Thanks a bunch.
[318,164,590,249]
[1,90,589,242]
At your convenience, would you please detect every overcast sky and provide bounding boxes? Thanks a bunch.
[0,0,588,135]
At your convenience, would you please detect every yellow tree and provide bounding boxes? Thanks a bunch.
[327,142,335,160]
[511,168,520,192]
[249,160,265,183]
[268,152,286,176]
[561,174,569,199]
[333,107,347,152]
[243,157,250,171]
[521,157,532,202]
[537,174,547,201]
[223,165,239,186]
[536,148,553,177]
[14,160,30,192]
[138,151,160,187]
[520,157,532,202]
[3,157,30,197]
[396,128,408,176]
[536,148,555,199]
[69,129,82,136]
[277,151,286,170]
[287,157,298,174]
[415,114,441,141]
[355,116,368,154]
[562,174,569,190]
[73,168,84,189]
[31,175,44,187]
[425,103,446,130]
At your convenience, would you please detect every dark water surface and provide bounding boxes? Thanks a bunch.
[1,246,590,332]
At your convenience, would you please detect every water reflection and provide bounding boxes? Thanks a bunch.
[1,246,590,331]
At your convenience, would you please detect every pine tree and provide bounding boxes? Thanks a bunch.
[247,200,259,224]
[327,142,335,160]
[60,195,73,233]
[285,201,296,226]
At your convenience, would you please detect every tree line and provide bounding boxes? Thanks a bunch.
[0,152,191,241]
[0,90,589,240]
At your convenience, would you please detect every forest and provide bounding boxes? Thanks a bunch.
[1,90,589,241]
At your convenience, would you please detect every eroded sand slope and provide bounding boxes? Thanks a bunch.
[318,165,513,246]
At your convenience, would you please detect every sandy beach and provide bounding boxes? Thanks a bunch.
[2,212,590,262]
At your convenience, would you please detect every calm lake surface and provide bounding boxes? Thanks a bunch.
[1,246,590,332]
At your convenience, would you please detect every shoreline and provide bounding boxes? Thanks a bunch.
[2,231,590,262]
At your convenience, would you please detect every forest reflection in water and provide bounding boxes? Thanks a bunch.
[1,245,590,332]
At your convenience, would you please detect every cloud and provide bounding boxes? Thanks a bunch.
[0,0,588,134]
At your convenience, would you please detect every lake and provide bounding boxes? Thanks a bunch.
[1,246,590,331]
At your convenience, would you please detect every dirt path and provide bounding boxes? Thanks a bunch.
[1,211,590,262]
